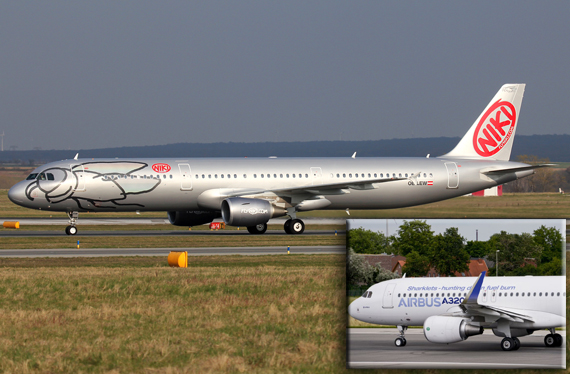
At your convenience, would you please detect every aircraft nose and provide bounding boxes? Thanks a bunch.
[348,299,360,318]
[8,182,27,205]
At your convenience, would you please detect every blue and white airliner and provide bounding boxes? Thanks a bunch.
[349,272,565,351]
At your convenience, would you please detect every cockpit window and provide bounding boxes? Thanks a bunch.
[367,292,373,298]
[36,173,55,181]
[26,173,38,180]
[362,291,369,298]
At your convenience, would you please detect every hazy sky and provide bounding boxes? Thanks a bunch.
[1,1,569,150]
[347,219,566,242]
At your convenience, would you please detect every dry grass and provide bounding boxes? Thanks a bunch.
[0,255,346,374]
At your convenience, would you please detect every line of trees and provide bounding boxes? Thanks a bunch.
[347,220,563,289]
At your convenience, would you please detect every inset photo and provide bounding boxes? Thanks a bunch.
[347,219,566,370]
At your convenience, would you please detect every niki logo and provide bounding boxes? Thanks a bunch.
[472,99,516,157]
[152,163,171,173]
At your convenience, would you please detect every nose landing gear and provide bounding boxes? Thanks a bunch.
[65,211,79,235]
[394,325,408,347]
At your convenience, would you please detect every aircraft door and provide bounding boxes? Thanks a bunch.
[71,164,86,192]
[178,164,193,191]
[382,283,396,309]
[444,162,459,189]
[310,167,322,185]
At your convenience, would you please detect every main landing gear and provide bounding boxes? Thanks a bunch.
[394,325,407,347]
[544,329,563,347]
[247,223,267,234]
[501,337,521,351]
[284,218,305,235]
[65,211,79,235]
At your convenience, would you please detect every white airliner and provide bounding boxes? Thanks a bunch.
[8,84,546,235]
[349,272,565,351]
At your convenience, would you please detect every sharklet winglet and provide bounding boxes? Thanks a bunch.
[462,271,486,306]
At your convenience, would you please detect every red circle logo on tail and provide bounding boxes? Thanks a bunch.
[152,163,171,173]
[472,99,516,157]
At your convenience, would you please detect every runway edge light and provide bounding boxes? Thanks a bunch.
[168,251,188,268]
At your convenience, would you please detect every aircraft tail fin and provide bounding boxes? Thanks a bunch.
[441,84,525,161]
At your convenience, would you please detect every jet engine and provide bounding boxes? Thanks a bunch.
[221,197,286,226]
[167,210,221,227]
[423,316,483,344]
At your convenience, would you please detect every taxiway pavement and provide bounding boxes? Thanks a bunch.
[347,328,566,369]
[0,229,343,237]
[0,245,345,257]
[0,217,345,225]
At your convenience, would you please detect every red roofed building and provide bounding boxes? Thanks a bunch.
[392,258,489,278]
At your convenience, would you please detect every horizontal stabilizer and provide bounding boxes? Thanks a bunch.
[482,164,555,175]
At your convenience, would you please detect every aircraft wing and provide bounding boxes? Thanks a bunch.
[457,271,535,323]
[220,176,409,198]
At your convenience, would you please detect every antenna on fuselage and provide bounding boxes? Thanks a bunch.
[351,152,356,159]
[74,153,79,160]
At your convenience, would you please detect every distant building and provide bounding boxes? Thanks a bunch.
[363,254,406,273]
[469,185,502,197]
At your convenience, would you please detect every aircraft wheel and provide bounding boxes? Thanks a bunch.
[394,337,406,347]
[247,223,267,235]
[65,226,78,235]
[283,219,292,234]
[544,334,556,347]
[513,337,520,350]
[501,337,515,351]
[553,333,563,347]
[289,219,305,235]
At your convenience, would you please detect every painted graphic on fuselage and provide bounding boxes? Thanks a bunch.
[396,283,519,308]
[24,161,163,210]
[398,297,461,307]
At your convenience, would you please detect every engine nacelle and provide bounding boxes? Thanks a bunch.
[221,198,285,226]
[423,316,483,344]
[167,210,221,227]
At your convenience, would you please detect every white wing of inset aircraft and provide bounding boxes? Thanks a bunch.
[349,272,566,351]
[8,84,549,235]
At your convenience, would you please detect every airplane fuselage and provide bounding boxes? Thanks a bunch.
[8,156,532,213]
[349,276,565,330]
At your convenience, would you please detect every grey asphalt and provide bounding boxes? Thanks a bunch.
[0,217,345,225]
[348,328,566,369]
[0,245,345,257]
[0,229,344,237]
